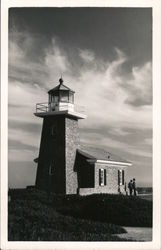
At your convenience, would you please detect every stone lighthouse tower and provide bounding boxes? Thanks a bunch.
[34,78,86,194]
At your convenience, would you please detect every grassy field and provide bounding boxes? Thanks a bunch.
[138,194,152,201]
[50,193,152,227]
[8,198,126,241]
[8,188,152,241]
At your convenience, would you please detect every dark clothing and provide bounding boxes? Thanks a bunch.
[128,181,133,196]
[133,181,136,196]
[129,188,133,196]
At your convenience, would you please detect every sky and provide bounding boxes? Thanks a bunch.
[8,7,152,188]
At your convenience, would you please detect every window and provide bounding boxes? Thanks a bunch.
[49,94,59,104]
[51,125,56,136]
[52,95,59,103]
[118,169,124,185]
[49,164,54,175]
[69,92,74,103]
[60,91,69,102]
[99,169,107,186]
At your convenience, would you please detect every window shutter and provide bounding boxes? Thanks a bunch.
[104,169,106,185]
[118,170,120,185]
[99,169,101,185]
[122,170,124,185]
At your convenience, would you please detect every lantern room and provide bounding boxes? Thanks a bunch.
[48,77,75,112]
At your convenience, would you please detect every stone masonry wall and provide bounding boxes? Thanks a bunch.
[78,163,127,195]
[95,163,127,194]
[79,188,96,196]
[65,117,80,194]
[35,115,66,194]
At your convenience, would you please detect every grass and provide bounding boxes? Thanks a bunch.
[54,194,152,227]
[8,193,127,241]
[137,187,152,194]
[138,194,152,201]
[8,188,152,241]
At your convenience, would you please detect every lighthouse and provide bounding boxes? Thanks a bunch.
[34,78,86,194]
[34,77,131,196]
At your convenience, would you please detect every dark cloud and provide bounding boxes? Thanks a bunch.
[9,7,152,67]
[125,97,152,106]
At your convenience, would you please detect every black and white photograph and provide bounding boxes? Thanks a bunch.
[1,0,161,249]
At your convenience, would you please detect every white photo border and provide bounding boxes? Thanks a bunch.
[1,0,161,249]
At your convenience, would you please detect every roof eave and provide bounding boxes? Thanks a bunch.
[87,159,132,166]
[48,83,75,94]
[77,149,97,160]
[48,89,75,94]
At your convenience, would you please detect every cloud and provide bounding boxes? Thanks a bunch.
[108,127,130,136]
[80,131,152,159]
[45,38,71,78]
[8,29,152,180]
[79,49,95,62]
[9,149,36,162]
[124,62,152,106]
[9,30,50,86]
[9,139,37,151]
[8,161,37,188]
[9,127,40,150]
[144,138,152,146]
[72,49,152,132]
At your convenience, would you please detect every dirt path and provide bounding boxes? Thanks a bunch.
[116,227,152,241]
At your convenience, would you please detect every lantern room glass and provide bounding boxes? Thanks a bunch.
[69,92,74,103]
[59,91,69,102]
[49,90,74,104]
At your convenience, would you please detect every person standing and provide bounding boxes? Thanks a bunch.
[128,180,133,196]
[133,178,137,196]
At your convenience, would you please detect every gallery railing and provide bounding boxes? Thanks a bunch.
[35,102,85,113]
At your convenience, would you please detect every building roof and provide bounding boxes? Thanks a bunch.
[78,145,131,164]
[48,78,75,94]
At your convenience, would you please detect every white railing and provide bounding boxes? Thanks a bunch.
[36,102,49,113]
[35,102,85,113]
